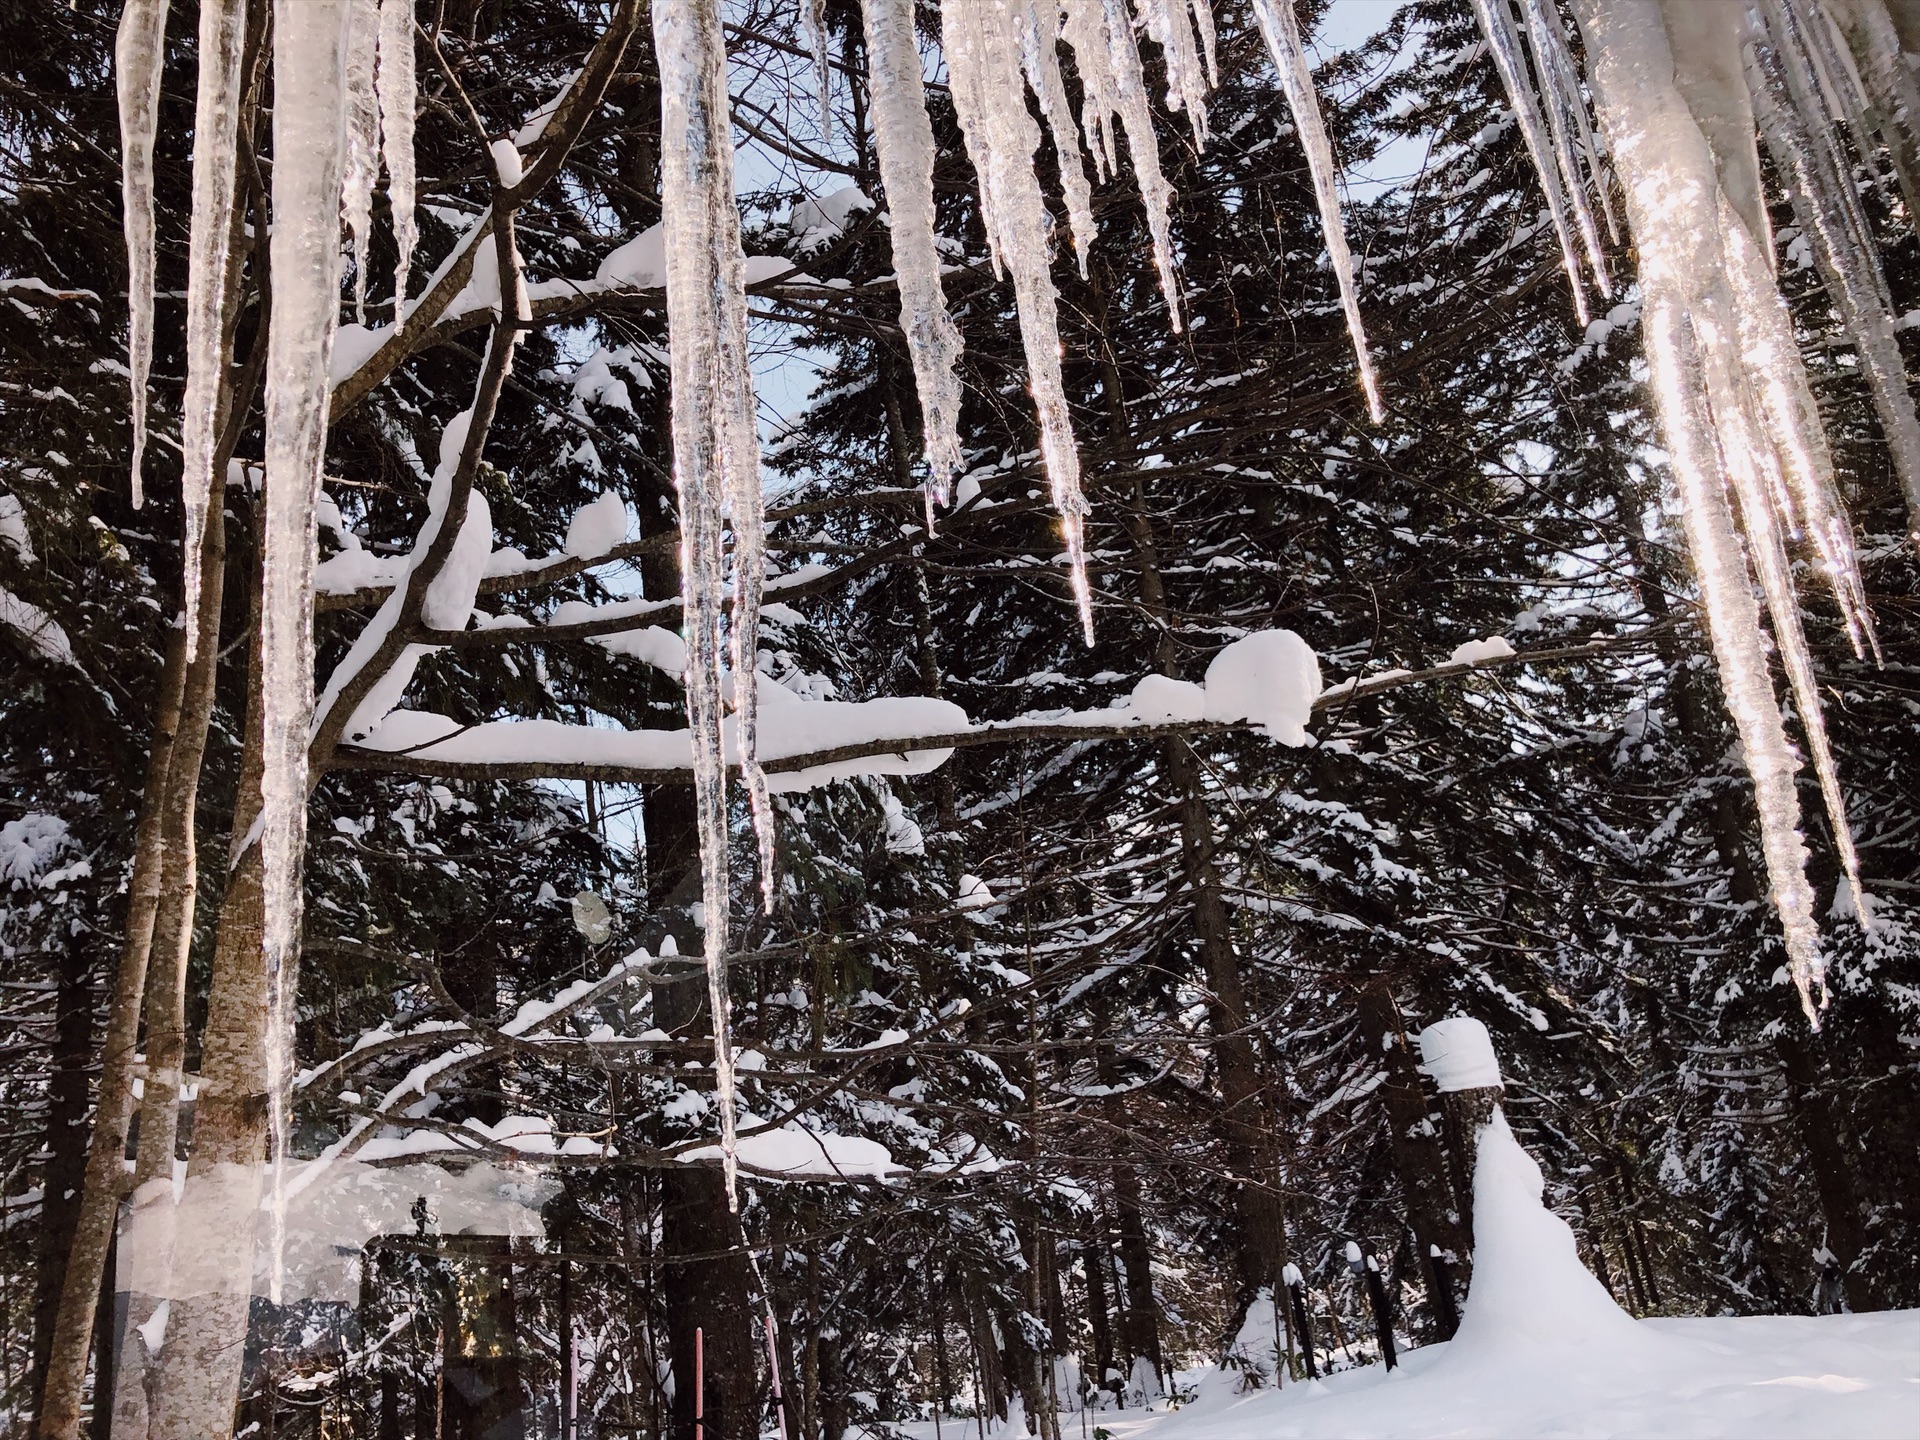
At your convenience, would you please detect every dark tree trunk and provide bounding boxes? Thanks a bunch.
[1776,1031,1885,1312]
[442,1236,527,1440]
[33,938,95,1419]
[1353,984,1470,1334]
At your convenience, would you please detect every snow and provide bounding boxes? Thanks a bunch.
[595,222,667,288]
[0,493,32,562]
[0,588,76,667]
[563,489,630,558]
[1446,636,1515,665]
[1129,673,1208,723]
[680,1113,901,1180]
[1202,629,1321,745]
[0,814,71,885]
[1416,1016,1502,1091]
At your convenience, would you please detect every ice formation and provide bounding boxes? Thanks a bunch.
[942,0,1096,641]
[260,0,355,1295]
[176,0,248,655]
[656,0,770,1207]
[342,0,381,324]
[115,0,169,508]
[377,0,419,313]
[860,0,966,493]
[1563,0,1882,1019]
[1247,0,1385,421]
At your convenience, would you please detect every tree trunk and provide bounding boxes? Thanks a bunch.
[31,936,95,1417]
[1107,1164,1162,1383]
[442,1235,527,1440]
[1775,1031,1885,1311]
[1353,984,1469,1334]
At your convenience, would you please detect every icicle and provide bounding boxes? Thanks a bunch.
[1247,0,1384,421]
[861,0,967,496]
[943,0,1095,640]
[1189,0,1218,88]
[260,0,355,1296]
[1572,0,1853,1019]
[1466,0,1592,325]
[1801,0,1920,230]
[377,0,419,315]
[803,0,832,144]
[1755,13,1920,540]
[1135,0,1209,144]
[342,0,381,325]
[1519,0,1611,295]
[656,0,764,1208]
[1068,0,1182,320]
[175,0,247,662]
[1018,0,1099,269]
[116,0,169,509]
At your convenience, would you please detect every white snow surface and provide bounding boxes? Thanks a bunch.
[876,1111,1918,1438]
[1416,1015,1503,1091]
[563,488,630,558]
[1447,635,1515,665]
[1202,629,1321,745]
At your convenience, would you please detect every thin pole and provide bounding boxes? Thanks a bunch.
[765,1310,789,1440]
[694,1325,705,1440]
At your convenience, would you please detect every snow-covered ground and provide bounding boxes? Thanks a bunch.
[870,1309,1919,1440]
[864,1106,1919,1440]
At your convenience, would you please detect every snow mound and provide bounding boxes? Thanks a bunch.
[1416,1016,1502,1092]
[1130,673,1207,723]
[564,489,629,559]
[1448,635,1515,665]
[596,223,666,289]
[1203,630,1321,745]
[1453,1109,1651,1357]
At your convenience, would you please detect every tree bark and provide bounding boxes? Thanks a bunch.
[30,935,95,1418]
[1352,984,1469,1335]
[1776,1030,1885,1312]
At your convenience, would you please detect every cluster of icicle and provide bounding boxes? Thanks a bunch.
[115,0,418,1292]
[1491,0,1917,1023]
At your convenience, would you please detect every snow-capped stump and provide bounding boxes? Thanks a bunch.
[563,489,629,559]
[1201,629,1322,745]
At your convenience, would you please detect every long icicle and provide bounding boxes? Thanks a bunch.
[116,0,170,509]
[176,0,247,663]
[1467,0,1592,324]
[1519,0,1611,294]
[1573,0,1838,1019]
[260,0,355,1296]
[377,0,419,315]
[341,0,381,324]
[656,0,761,1207]
[861,0,968,497]
[1018,0,1099,270]
[944,0,1095,641]
[1247,0,1384,421]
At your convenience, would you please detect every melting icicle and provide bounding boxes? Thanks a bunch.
[1519,0,1611,294]
[861,0,967,495]
[1571,0,1864,1019]
[176,0,247,661]
[804,0,832,143]
[1247,0,1384,422]
[342,0,381,325]
[1754,15,1920,540]
[1136,0,1209,143]
[1466,0,1592,325]
[656,0,766,1208]
[378,0,419,315]
[260,0,355,1296]
[116,0,169,509]
[1018,0,1098,269]
[943,0,1095,641]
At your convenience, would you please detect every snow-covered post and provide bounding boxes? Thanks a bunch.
[1418,1017,1505,1252]
[1344,1242,1397,1370]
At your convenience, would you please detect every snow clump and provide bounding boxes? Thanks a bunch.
[1202,629,1321,745]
